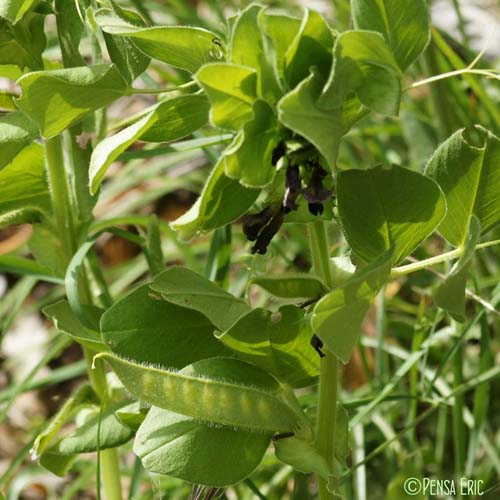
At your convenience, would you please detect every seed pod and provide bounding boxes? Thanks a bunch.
[96,353,310,434]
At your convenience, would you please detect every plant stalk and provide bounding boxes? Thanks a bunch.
[44,136,77,259]
[45,135,123,500]
[309,221,338,499]
[390,238,500,278]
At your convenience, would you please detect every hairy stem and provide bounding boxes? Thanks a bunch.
[44,136,76,259]
[309,221,338,499]
[45,135,123,500]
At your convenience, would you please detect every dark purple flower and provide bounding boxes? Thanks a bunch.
[271,141,287,166]
[242,206,275,241]
[251,207,285,254]
[283,165,301,212]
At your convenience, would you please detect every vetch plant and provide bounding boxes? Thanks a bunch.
[1,0,500,499]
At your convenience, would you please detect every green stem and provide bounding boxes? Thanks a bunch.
[44,136,77,259]
[390,238,500,278]
[452,324,466,498]
[45,135,123,500]
[100,448,123,500]
[309,221,338,500]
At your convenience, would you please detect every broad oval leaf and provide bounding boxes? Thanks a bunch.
[0,111,38,170]
[54,0,87,67]
[15,64,128,138]
[150,266,250,332]
[223,99,279,187]
[319,30,402,116]
[278,69,363,170]
[196,63,257,131]
[0,143,50,228]
[171,159,260,240]
[40,400,134,476]
[352,0,430,71]
[425,126,500,247]
[275,436,330,480]
[0,0,38,23]
[0,8,47,70]
[99,18,223,74]
[98,354,308,434]
[134,406,271,487]
[89,94,209,193]
[100,285,230,368]
[96,9,150,83]
[229,4,280,101]
[251,274,327,300]
[312,251,392,363]
[219,305,320,388]
[44,300,105,350]
[283,8,334,89]
[337,165,446,264]
[434,215,481,322]
[259,10,301,86]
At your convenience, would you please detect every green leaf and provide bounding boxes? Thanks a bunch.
[115,401,147,431]
[434,216,481,322]
[29,223,67,277]
[223,99,279,187]
[259,10,301,86]
[15,64,128,137]
[275,436,331,480]
[43,300,105,349]
[278,69,364,170]
[319,30,402,116]
[0,255,62,283]
[337,165,446,264]
[284,8,334,89]
[0,9,47,70]
[251,274,327,300]
[97,9,150,83]
[100,284,230,369]
[150,266,250,332]
[0,0,38,23]
[99,17,223,74]
[171,158,260,240]
[140,94,209,143]
[229,4,280,102]
[312,252,392,363]
[0,143,50,228]
[219,305,319,388]
[0,90,16,110]
[0,111,38,170]
[54,0,88,68]
[196,63,257,130]
[40,400,135,476]
[89,94,209,193]
[98,354,309,434]
[425,126,500,247]
[32,385,96,461]
[143,214,164,276]
[134,406,271,487]
[352,0,430,71]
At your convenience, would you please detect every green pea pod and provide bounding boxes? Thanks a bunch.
[96,353,311,435]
